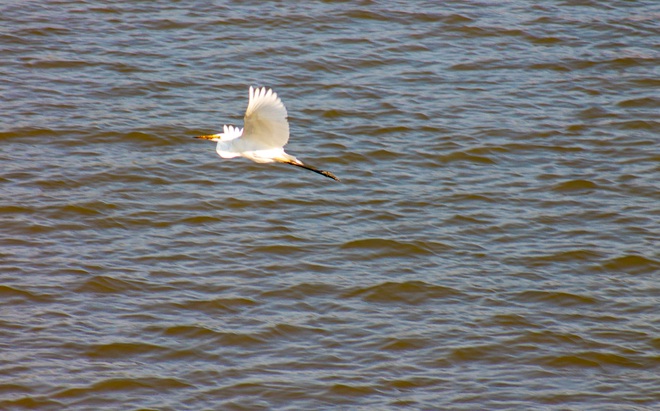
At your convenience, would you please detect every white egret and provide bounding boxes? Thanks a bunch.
[195,86,340,181]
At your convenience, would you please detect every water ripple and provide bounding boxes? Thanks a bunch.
[1,0,658,409]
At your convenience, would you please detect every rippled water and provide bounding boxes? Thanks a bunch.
[1,1,659,409]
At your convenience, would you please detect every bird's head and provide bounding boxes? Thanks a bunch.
[194,133,222,142]
[194,125,243,142]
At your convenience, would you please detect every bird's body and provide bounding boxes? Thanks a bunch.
[196,87,339,181]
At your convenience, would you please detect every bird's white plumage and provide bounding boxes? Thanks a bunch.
[242,86,289,150]
[214,87,290,162]
[196,86,339,181]
[222,124,243,141]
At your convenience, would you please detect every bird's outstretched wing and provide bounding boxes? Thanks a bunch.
[221,124,243,141]
[242,86,290,150]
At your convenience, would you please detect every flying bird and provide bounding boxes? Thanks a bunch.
[195,86,340,181]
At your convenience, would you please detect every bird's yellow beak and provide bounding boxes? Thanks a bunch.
[195,134,220,141]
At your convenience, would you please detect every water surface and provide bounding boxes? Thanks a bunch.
[1,1,659,410]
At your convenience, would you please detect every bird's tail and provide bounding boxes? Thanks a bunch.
[279,156,340,181]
